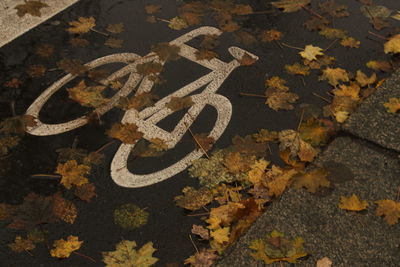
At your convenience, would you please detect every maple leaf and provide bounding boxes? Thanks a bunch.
[332,83,361,101]
[210,227,230,244]
[178,2,207,26]
[195,49,219,60]
[114,203,149,229]
[355,70,376,87]
[191,224,210,240]
[285,63,310,76]
[266,92,299,111]
[206,202,245,230]
[267,168,298,197]
[366,60,392,72]
[8,236,36,253]
[66,17,96,34]
[69,38,90,48]
[0,135,20,157]
[223,151,253,174]
[151,42,181,62]
[319,0,349,18]
[35,43,54,58]
[303,16,330,31]
[265,76,289,91]
[375,200,400,225]
[106,23,125,34]
[303,55,336,69]
[57,58,89,76]
[27,65,46,78]
[136,62,163,76]
[200,34,220,50]
[102,240,158,267]
[50,235,83,258]
[7,193,58,229]
[168,17,189,30]
[166,96,194,111]
[232,135,268,156]
[232,4,253,15]
[105,38,124,48]
[249,230,307,264]
[318,28,347,39]
[340,37,360,48]
[259,29,283,42]
[184,249,218,267]
[247,159,269,185]
[234,31,258,47]
[252,129,279,143]
[218,20,240,33]
[272,0,311,13]
[299,118,333,147]
[0,115,37,135]
[317,257,333,267]
[67,80,109,108]
[299,45,324,61]
[239,53,257,66]
[193,133,215,152]
[119,92,159,111]
[278,130,301,158]
[107,122,144,144]
[293,168,330,193]
[145,4,161,14]
[339,194,368,211]
[52,193,77,224]
[74,183,97,202]
[56,160,90,189]
[174,187,214,211]
[15,1,48,17]
[384,34,400,54]
[383,98,400,113]
[298,139,319,162]
[319,67,349,86]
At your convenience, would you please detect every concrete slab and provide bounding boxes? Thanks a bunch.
[0,0,78,48]
[343,69,400,152]
[216,137,400,266]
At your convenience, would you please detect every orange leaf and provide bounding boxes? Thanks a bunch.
[339,194,368,211]
[375,199,400,225]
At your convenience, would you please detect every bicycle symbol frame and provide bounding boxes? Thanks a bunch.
[25,26,258,188]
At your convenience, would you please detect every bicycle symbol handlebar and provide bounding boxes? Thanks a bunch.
[25,26,258,188]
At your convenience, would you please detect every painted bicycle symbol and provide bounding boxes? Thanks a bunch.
[25,26,258,188]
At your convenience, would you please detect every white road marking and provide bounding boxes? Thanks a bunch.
[0,0,79,48]
[25,26,258,188]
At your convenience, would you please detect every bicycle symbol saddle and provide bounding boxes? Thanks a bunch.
[25,26,258,188]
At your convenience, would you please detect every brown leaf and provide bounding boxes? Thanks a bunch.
[35,44,54,58]
[375,199,400,225]
[266,92,299,111]
[4,78,22,88]
[340,37,360,48]
[27,65,46,78]
[234,31,258,47]
[178,2,207,25]
[0,115,37,135]
[223,151,253,174]
[56,160,91,189]
[136,62,163,76]
[184,249,219,267]
[272,0,311,13]
[174,187,214,211]
[67,80,109,108]
[318,28,347,39]
[304,17,330,31]
[151,42,181,62]
[293,168,330,193]
[66,17,96,34]
[119,92,159,111]
[106,23,125,34]
[74,183,96,202]
[145,4,161,14]
[69,38,90,48]
[319,0,349,18]
[105,38,124,48]
[15,1,48,17]
[239,53,257,66]
[166,96,194,111]
[285,63,310,76]
[191,224,210,240]
[195,49,219,60]
[366,60,393,72]
[107,122,143,144]
[8,236,35,253]
[57,58,89,76]
[193,133,215,152]
[200,34,220,50]
[52,193,77,224]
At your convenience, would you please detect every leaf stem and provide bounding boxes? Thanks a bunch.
[368,31,388,41]
[301,5,324,20]
[30,174,61,179]
[280,42,303,50]
[239,92,267,98]
[73,251,97,263]
[90,28,109,37]
[312,92,331,103]
[188,127,210,159]
[324,39,338,51]
[189,234,199,253]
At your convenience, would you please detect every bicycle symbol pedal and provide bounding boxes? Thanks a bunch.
[25,26,258,188]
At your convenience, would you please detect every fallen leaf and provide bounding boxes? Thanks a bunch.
[0,203,15,221]
[317,257,333,267]
[57,58,89,76]
[252,129,279,143]
[267,168,298,197]
[168,17,189,30]
[259,29,283,42]
[303,55,336,69]
[375,199,400,225]
[298,139,319,162]
[293,168,330,193]
[67,80,109,108]
[174,187,214,211]
[52,193,77,224]
[184,249,218,267]
[8,236,35,253]
[366,60,392,72]
[105,38,124,48]
[178,2,207,26]
[332,83,361,101]
[299,45,324,61]
[74,183,96,202]
[383,98,400,113]
[50,235,83,258]
[234,31,258,47]
[355,70,377,87]
[114,203,149,229]
[193,133,215,152]
[361,5,392,19]
[106,23,125,34]
[223,151,253,174]
[191,224,210,240]
[4,78,22,88]
[136,62,163,76]
[285,63,310,76]
[0,115,37,135]
[102,240,158,267]
[15,1,48,17]
[384,34,400,54]
[206,202,245,230]
[210,227,230,244]
[299,118,332,146]
[107,122,144,144]
[319,67,349,86]
[303,16,330,31]
[340,37,360,48]
[247,159,269,185]
[56,160,90,189]
[27,65,46,78]
[200,34,220,50]
[66,17,96,34]
[119,92,159,111]
[166,96,194,111]
[239,53,257,66]
[69,38,90,48]
[278,130,300,158]
[145,4,161,14]
[195,49,219,60]
[319,28,347,39]
[319,0,349,18]
[339,194,368,211]
[272,0,311,13]
[35,43,54,58]
[266,92,299,111]
[151,42,181,62]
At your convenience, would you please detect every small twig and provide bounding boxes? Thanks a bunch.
[274,40,284,52]
[238,10,274,16]
[189,234,199,253]
[239,92,267,98]
[187,212,210,217]
[187,127,210,159]
[10,100,16,116]
[280,42,303,50]
[30,174,61,179]
[297,108,305,131]
[301,5,324,19]
[90,28,109,37]
[73,251,97,263]
[300,76,306,86]
[312,92,331,103]
[368,31,389,41]
[47,68,59,72]
[96,140,116,153]
[156,17,171,23]
[324,39,339,51]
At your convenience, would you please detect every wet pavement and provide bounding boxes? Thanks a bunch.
[1,0,399,266]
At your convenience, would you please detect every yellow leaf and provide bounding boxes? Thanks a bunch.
[366,60,392,72]
[50,235,83,258]
[384,34,400,54]
[299,45,324,61]
[339,194,368,211]
[319,67,349,86]
[210,227,230,244]
[334,110,349,123]
[375,199,400,225]
[319,28,347,39]
[272,0,311,13]
[340,37,360,48]
[52,193,78,224]
[298,140,319,162]
[56,160,90,189]
[355,70,377,87]
[8,236,36,253]
[267,168,298,197]
[332,83,360,101]
[293,168,330,193]
[67,80,109,108]
[285,63,310,76]
[168,17,189,30]
[383,98,400,113]
[247,159,269,185]
[265,76,289,91]
[107,122,144,144]
[66,17,96,34]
